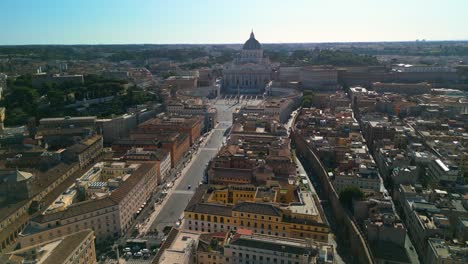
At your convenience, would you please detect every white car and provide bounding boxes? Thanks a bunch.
[123,247,131,252]
[134,251,143,257]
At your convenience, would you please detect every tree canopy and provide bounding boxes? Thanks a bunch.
[0,74,158,127]
[301,90,314,108]
[339,185,364,210]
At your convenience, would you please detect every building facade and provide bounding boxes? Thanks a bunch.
[183,186,329,242]
[224,231,334,264]
[222,31,271,94]
[2,230,96,264]
[18,163,158,246]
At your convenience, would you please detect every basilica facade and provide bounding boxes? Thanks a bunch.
[222,31,272,94]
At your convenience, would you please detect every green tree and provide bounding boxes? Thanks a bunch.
[339,186,364,210]
[302,98,312,108]
[7,86,38,112]
[301,91,314,108]
[4,107,29,126]
[47,88,66,107]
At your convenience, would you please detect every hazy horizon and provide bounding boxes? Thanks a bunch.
[2,39,468,47]
[1,0,467,45]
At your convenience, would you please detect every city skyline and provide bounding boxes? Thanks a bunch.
[1,0,467,45]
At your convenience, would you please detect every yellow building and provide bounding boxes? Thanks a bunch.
[184,185,329,242]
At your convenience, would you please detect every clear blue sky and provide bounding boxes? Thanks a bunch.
[1,0,466,45]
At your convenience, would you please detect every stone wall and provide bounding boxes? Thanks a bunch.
[291,128,375,264]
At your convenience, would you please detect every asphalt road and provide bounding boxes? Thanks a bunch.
[148,99,252,233]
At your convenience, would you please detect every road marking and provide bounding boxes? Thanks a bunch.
[173,190,196,195]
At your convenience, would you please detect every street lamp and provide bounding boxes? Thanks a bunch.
[112,243,120,263]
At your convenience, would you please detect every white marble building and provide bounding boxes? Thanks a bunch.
[222,31,271,94]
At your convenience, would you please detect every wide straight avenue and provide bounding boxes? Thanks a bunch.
[148,97,262,234]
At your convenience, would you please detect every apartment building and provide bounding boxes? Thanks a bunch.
[36,116,97,147]
[128,131,190,167]
[123,147,171,183]
[167,100,218,131]
[18,162,157,246]
[2,230,96,264]
[425,238,468,264]
[183,185,329,242]
[233,97,300,123]
[63,135,103,169]
[371,82,432,95]
[333,169,381,192]
[136,114,203,145]
[164,75,198,89]
[207,137,295,186]
[402,199,451,257]
[224,230,335,264]
[426,159,459,183]
[0,162,80,253]
[301,65,339,91]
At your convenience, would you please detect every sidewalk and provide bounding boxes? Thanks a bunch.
[138,128,216,235]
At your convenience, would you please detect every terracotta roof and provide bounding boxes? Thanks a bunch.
[66,135,102,154]
[211,168,253,179]
[110,163,156,203]
[236,228,253,236]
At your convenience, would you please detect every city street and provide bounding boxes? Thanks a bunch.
[147,98,261,234]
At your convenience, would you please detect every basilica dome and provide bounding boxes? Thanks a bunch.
[242,31,262,50]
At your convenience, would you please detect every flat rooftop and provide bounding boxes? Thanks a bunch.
[159,231,200,264]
